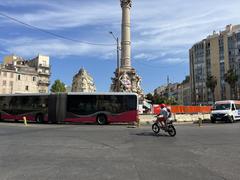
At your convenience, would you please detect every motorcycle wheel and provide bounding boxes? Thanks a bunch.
[152,123,160,134]
[167,125,176,137]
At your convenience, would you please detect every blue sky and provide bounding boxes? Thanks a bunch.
[0,0,239,93]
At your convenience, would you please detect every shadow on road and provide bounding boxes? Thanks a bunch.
[133,132,171,137]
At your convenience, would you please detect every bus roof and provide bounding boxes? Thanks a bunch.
[0,93,50,97]
[68,92,138,96]
[0,92,138,97]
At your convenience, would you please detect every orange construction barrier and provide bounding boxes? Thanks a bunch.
[153,105,212,114]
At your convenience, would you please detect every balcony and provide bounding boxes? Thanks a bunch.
[38,80,50,85]
[38,70,51,76]
[38,64,51,69]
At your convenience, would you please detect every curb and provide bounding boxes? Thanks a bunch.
[139,119,211,126]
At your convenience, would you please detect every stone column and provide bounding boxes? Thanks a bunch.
[111,0,144,100]
[120,0,131,69]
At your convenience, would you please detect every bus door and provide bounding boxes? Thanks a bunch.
[56,94,67,123]
[48,94,57,123]
[48,94,67,123]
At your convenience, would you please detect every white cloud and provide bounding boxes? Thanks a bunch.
[0,37,114,58]
[164,58,186,64]
[1,1,120,30]
[0,0,240,64]
[134,53,158,61]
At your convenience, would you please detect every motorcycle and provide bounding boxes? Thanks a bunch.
[152,117,176,137]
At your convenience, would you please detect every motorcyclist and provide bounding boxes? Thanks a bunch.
[157,104,169,129]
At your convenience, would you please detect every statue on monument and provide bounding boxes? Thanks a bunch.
[120,0,132,7]
[119,71,132,92]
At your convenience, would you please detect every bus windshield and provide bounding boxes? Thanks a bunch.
[213,104,231,110]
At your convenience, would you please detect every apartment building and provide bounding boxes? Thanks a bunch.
[0,54,50,94]
[190,24,240,104]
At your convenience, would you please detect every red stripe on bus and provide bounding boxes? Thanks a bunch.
[64,110,137,123]
[108,110,138,122]
[64,117,96,123]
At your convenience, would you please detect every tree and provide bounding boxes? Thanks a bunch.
[182,75,190,84]
[224,69,238,99]
[145,93,154,102]
[151,94,178,105]
[206,75,217,103]
[50,80,66,92]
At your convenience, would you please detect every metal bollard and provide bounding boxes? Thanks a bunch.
[198,117,202,127]
[23,116,28,126]
[137,117,140,127]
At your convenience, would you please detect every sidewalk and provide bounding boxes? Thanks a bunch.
[139,114,211,125]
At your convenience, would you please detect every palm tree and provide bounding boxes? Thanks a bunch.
[224,69,238,99]
[206,75,217,103]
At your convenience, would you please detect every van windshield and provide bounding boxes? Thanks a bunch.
[213,104,231,110]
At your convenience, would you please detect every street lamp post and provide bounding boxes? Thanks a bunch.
[109,31,121,91]
[109,31,120,70]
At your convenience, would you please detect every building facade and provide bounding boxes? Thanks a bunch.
[177,81,191,105]
[190,24,240,104]
[71,68,96,92]
[153,76,192,106]
[0,54,50,94]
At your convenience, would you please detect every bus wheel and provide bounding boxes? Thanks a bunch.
[97,114,107,125]
[35,114,44,124]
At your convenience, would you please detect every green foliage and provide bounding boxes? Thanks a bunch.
[206,75,217,102]
[151,94,178,105]
[50,80,66,93]
[224,69,238,87]
[224,69,238,99]
[182,75,190,84]
[145,93,154,102]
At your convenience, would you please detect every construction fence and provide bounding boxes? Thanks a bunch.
[153,105,212,114]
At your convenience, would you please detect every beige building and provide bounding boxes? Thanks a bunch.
[0,54,50,94]
[177,80,191,105]
[154,80,191,105]
[190,24,240,104]
[71,68,96,92]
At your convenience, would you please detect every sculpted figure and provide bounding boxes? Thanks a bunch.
[120,0,132,8]
[119,72,132,92]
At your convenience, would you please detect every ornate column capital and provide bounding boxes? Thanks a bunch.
[120,0,132,8]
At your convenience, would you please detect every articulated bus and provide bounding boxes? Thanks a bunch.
[0,93,138,125]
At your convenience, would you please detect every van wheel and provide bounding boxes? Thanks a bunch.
[229,116,234,123]
[96,114,107,125]
[211,118,215,123]
[35,114,44,123]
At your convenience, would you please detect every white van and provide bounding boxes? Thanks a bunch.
[210,100,240,123]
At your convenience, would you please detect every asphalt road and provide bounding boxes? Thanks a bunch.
[0,122,240,180]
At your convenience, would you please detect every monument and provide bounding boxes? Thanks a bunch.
[111,0,144,98]
[72,68,96,92]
